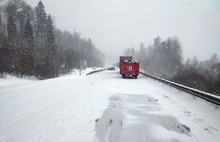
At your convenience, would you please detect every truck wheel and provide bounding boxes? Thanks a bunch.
[134,75,137,79]
[122,74,125,78]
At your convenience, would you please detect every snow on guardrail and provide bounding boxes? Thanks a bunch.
[141,72,220,105]
[86,68,106,75]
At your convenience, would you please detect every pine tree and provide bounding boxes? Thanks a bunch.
[45,15,58,77]
[46,14,56,50]
[0,12,8,76]
[6,1,17,48]
[16,0,33,48]
[24,19,34,48]
[0,12,7,49]
[35,0,47,48]
[138,42,147,62]
[210,53,219,66]
[131,47,135,58]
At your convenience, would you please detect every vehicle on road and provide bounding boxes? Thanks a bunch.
[119,56,132,74]
[120,59,139,78]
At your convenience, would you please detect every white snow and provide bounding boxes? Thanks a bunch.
[0,70,220,142]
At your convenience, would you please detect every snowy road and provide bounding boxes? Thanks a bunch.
[0,70,220,142]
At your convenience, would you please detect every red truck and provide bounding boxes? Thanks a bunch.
[119,56,139,78]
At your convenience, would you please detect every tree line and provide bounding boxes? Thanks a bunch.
[0,0,104,79]
[124,36,220,96]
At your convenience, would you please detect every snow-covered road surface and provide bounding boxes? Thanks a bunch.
[0,70,220,142]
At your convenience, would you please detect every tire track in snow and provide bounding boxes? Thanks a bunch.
[0,75,105,142]
[25,74,109,142]
[95,96,124,142]
[94,93,198,142]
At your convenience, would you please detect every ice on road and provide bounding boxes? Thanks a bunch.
[0,70,220,142]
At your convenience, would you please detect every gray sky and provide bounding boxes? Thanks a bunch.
[26,0,220,62]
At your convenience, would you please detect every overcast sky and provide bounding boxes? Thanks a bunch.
[26,0,220,62]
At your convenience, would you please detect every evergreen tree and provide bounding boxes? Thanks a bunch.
[138,42,147,62]
[46,14,56,50]
[16,0,33,48]
[0,13,7,49]
[35,0,47,48]
[6,1,17,48]
[0,13,8,76]
[0,0,104,79]
[210,53,219,66]
[131,47,135,58]
[124,48,131,56]
[165,37,183,76]
[24,19,34,48]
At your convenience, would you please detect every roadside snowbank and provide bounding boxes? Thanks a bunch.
[0,67,105,82]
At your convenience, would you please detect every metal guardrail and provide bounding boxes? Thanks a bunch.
[141,72,220,105]
[86,69,106,75]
